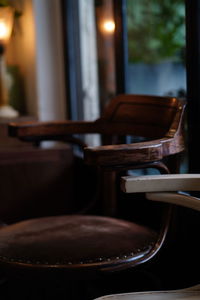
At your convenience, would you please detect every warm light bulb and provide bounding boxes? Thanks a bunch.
[0,22,8,40]
[0,7,14,45]
[103,20,115,33]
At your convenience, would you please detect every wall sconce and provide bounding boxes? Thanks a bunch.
[0,6,19,118]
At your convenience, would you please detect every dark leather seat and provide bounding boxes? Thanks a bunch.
[0,215,156,273]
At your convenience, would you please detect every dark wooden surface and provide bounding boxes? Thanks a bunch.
[7,95,186,217]
[0,146,75,224]
[8,95,186,217]
[8,95,186,168]
[0,116,37,149]
[0,116,76,224]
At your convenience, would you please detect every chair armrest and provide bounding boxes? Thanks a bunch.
[121,173,200,212]
[8,120,97,142]
[146,192,200,212]
[121,174,200,193]
[84,137,184,167]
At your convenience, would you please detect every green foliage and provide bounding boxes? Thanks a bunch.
[127,0,185,63]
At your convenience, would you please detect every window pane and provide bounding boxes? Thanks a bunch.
[126,0,186,98]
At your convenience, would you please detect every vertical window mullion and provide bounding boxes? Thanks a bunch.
[185,0,200,172]
[113,0,128,94]
[61,0,83,120]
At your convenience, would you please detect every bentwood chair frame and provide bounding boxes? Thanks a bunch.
[0,94,186,298]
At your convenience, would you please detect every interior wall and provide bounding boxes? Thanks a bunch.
[33,0,67,121]
[6,0,37,117]
[6,0,67,121]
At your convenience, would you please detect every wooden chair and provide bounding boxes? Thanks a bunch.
[0,94,186,297]
[94,174,200,300]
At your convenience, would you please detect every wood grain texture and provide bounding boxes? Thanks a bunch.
[8,95,186,167]
[84,94,186,167]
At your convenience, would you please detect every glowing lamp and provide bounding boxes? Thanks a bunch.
[102,20,115,34]
[0,6,18,118]
[0,7,14,46]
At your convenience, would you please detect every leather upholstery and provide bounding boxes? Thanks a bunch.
[0,215,157,270]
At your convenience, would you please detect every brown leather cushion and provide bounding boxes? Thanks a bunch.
[0,215,157,269]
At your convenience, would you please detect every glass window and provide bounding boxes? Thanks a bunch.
[126,0,186,98]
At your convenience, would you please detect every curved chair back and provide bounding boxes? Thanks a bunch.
[100,94,184,139]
